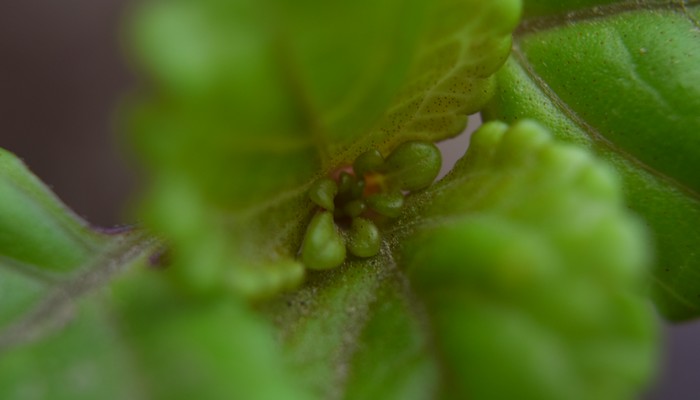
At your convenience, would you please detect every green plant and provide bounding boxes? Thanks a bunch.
[0,0,698,398]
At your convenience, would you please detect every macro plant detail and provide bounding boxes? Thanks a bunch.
[302,141,441,270]
[0,0,698,399]
[485,0,700,320]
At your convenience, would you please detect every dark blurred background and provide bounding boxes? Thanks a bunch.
[0,0,135,227]
[1,1,699,398]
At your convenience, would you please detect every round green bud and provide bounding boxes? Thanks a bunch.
[353,149,384,178]
[366,192,405,218]
[347,217,381,258]
[344,199,367,218]
[301,211,346,270]
[309,177,338,211]
[350,179,366,199]
[382,141,442,191]
[338,172,356,195]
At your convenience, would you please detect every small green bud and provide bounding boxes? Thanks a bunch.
[337,171,356,199]
[308,177,338,211]
[347,217,381,258]
[301,211,346,270]
[353,149,384,178]
[382,141,441,191]
[366,192,405,218]
[350,179,366,199]
[344,199,367,218]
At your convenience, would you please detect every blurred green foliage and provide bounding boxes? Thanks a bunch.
[485,0,700,320]
[4,0,697,398]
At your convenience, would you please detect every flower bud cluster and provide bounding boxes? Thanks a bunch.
[300,141,441,270]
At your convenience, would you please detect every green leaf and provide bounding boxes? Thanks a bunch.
[0,300,144,400]
[0,118,657,398]
[0,248,312,400]
[0,148,109,272]
[0,147,113,328]
[0,0,659,398]
[0,155,171,398]
[261,253,441,400]
[117,0,655,397]
[0,160,306,398]
[126,0,521,300]
[399,121,657,399]
[261,121,657,399]
[0,1,524,398]
[521,0,619,17]
[483,0,700,320]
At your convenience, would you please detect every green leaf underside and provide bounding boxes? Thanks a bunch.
[128,0,520,300]
[484,0,700,320]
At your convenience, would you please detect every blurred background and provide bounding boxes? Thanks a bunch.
[0,0,134,227]
[0,1,698,398]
